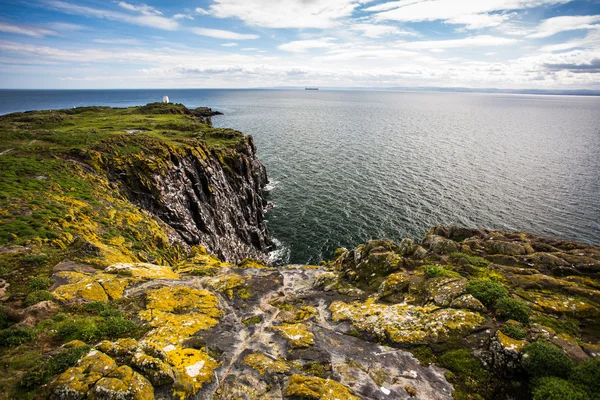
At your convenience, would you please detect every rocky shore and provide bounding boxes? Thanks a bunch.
[0,104,598,400]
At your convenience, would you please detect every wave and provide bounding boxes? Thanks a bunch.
[268,237,290,265]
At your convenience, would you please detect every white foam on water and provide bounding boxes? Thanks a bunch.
[263,180,279,192]
[268,237,290,265]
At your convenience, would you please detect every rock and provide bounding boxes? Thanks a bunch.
[450,294,486,312]
[378,271,410,299]
[271,323,315,348]
[424,277,467,307]
[51,350,118,399]
[423,235,460,254]
[485,240,534,256]
[89,365,153,400]
[487,331,526,377]
[284,374,360,400]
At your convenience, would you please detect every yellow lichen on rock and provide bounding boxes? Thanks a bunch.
[497,330,526,352]
[517,290,599,318]
[204,273,246,299]
[243,353,290,375]
[330,298,484,345]
[105,262,180,280]
[285,374,360,400]
[166,348,219,399]
[271,323,315,348]
[90,365,154,400]
[51,350,118,399]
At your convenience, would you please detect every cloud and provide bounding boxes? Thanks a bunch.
[221,42,238,47]
[46,0,179,30]
[93,38,142,45]
[47,22,86,31]
[369,0,572,24]
[195,8,211,15]
[349,23,417,38]
[278,37,338,52]
[400,35,519,49]
[528,15,600,39]
[450,13,515,30]
[0,22,57,38]
[173,13,194,20]
[539,29,600,52]
[190,28,259,40]
[117,2,162,16]
[208,0,375,29]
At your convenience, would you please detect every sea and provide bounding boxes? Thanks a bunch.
[1,89,599,265]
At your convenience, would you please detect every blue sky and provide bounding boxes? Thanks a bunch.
[0,0,599,89]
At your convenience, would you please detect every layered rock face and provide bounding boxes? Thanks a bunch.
[106,135,272,263]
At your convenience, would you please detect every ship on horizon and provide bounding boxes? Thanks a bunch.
[305,87,319,90]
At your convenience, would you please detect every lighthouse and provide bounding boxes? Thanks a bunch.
[162,95,169,103]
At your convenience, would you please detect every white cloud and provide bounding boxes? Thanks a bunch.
[369,0,572,23]
[278,37,338,52]
[47,0,179,30]
[190,28,260,40]
[48,22,86,31]
[485,52,497,55]
[0,22,57,38]
[349,23,417,38]
[117,2,162,16]
[538,29,600,52]
[400,35,519,49]
[93,38,142,45]
[241,47,260,51]
[450,13,515,30]
[209,0,375,29]
[528,15,600,39]
[173,13,194,20]
[221,42,238,47]
[195,8,211,15]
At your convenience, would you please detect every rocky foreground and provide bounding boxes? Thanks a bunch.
[0,104,598,400]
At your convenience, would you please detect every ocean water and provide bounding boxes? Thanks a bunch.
[1,89,599,264]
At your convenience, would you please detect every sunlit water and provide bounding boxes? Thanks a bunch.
[2,89,599,264]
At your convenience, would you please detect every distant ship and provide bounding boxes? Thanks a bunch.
[305,87,319,90]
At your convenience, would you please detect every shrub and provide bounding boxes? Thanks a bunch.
[0,327,36,346]
[56,318,100,342]
[84,301,122,318]
[24,290,54,306]
[97,316,136,337]
[28,277,53,291]
[570,358,600,399]
[522,341,572,379]
[424,265,460,279]
[501,324,527,340]
[20,344,92,389]
[467,279,508,306]
[532,377,589,400]
[495,298,531,323]
[21,255,48,266]
[0,305,12,329]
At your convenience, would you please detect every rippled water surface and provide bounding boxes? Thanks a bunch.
[2,89,599,264]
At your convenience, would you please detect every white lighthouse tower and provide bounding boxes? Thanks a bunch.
[162,95,170,103]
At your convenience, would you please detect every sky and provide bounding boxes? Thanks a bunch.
[0,0,599,89]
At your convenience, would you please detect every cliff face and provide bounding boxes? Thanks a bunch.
[106,135,272,263]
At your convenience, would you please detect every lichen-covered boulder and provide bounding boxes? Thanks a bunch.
[487,330,526,377]
[330,299,484,345]
[131,349,176,386]
[243,353,290,375]
[378,271,410,299]
[423,235,460,254]
[284,374,360,400]
[424,277,467,307]
[97,338,139,364]
[450,294,486,312]
[88,365,153,400]
[485,240,534,256]
[51,350,117,399]
[271,323,314,348]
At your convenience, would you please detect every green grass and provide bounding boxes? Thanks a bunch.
[424,264,461,278]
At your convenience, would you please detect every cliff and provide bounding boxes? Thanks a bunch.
[0,105,598,400]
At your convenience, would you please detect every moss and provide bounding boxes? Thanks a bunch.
[237,288,250,299]
[410,346,437,366]
[242,315,262,326]
[0,306,11,329]
[569,358,600,399]
[438,349,496,400]
[0,327,36,346]
[28,276,53,291]
[424,264,461,278]
[19,344,92,389]
[495,298,531,323]
[24,289,54,306]
[467,279,508,306]
[534,314,580,337]
[532,377,589,400]
[450,252,490,268]
[522,341,573,379]
[243,353,290,375]
[284,374,360,400]
[271,323,314,348]
[501,324,527,340]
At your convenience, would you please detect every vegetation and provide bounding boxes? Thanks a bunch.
[522,341,573,379]
[424,264,461,278]
[500,324,527,340]
[494,298,531,323]
[438,349,496,400]
[24,290,54,306]
[467,279,509,306]
[532,377,589,400]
